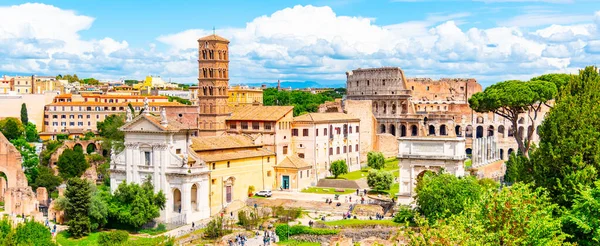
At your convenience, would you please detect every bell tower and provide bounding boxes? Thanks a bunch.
[197,34,231,136]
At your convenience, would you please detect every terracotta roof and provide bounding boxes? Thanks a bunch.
[197,148,274,162]
[81,94,167,99]
[47,101,182,107]
[198,34,229,42]
[293,113,360,123]
[276,155,312,169]
[228,105,293,121]
[55,94,72,98]
[190,135,257,151]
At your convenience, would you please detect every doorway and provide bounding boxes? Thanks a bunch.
[282,176,290,190]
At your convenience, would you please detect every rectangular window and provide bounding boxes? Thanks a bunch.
[343,146,347,153]
[44,115,48,119]
[302,129,309,137]
[292,129,298,136]
[349,126,352,133]
[88,122,91,126]
[61,115,66,119]
[53,115,57,119]
[300,171,302,178]
[60,122,66,126]
[212,163,216,170]
[336,147,340,154]
[227,161,230,168]
[230,122,237,129]
[87,115,90,119]
[283,146,288,155]
[78,115,83,119]
[356,144,359,152]
[265,122,271,130]
[315,128,319,136]
[252,122,259,130]
[69,115,74,119]
[69,122,74,126]
[53,122,58,126]
[176,149,181,154]
[329,148,333,155]
[226,186,232,203]
[307,170,310,177]
[241,122,248,130]
[144,152,151,165]
[356,126,359,132]
[78,122,83,126]
[324,128,328,135]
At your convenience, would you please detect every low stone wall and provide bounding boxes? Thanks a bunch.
[316,179,368,189]
[290,228,397,244]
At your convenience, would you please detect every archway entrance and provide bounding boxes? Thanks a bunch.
[428,125,435,136]
[411,125,418,136]
[390,124,396,136]
[476,126,484,138]
[86,144,97,154]
[380,124,386,134]
[400,125,407,137]
[173,188,182,213]
[440,125,447,136]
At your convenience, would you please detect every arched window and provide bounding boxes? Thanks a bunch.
[477,116,484,124]
[411,125,418,136]
[392,104,396,114]
[508,148,514,156]
[498,125,505,138]
[191,184,198,211]
[508,126,514,137]
[440,125,447,136]
[500,149,505,160]
[465,125,473,137]
[518,117,524,124]
[476,126,484,138]
[518,126,524,139]
[390,124,396,136]
[173,188,182,213]
[487,125,494,137]
[401,125,407,137]
[455,125,462,137]
[428,125,436,136]
[380,124,386,133]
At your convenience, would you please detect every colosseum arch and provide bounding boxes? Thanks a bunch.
[508,148,514,156]
[518,126,524,139]
[500,149,505,160]
[400,125,407,137]
[410,125,418,136]
[428,125,436,136]
[498,125,505,138]
[455,125,462,137]
[380,124,386,134]
[487,125,494,137]
[440,125,447,136]
[389,124,396,136]
[476,126,484,138]
[465,125,473,137]
[508,126,514,137]
[518,117,525,124]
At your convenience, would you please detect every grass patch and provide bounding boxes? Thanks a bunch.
[56,231,102,246]
[137,224,167,235]
[277,240,321,246]
[333,158,398,180]
[465,159,472,168]
[301,187,355,194]
[324,219,400,227]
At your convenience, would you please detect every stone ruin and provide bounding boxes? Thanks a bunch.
[0,132,43,221]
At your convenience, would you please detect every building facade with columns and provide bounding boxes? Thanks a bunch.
[110,108,210,224]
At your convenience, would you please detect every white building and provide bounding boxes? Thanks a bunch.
[110,108,210,224]
[291,113,361,184]
[397,137,466,197]
[158,90,192,99]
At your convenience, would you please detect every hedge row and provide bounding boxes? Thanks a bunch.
[275,224,339,241]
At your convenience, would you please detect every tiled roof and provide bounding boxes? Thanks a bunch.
[228,105,293,121]
[190,135,257,151]
[293,112,360,123]
[81,94,167,99]
[198,34,229,42]
[197,148,274,162]
[276,155,312,169]
[47,101,181,107]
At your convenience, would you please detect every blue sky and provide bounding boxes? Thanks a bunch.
[0,0,599,87]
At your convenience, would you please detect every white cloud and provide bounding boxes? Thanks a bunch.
[475,0,574,3]
[1,3,600,86]
[498,13,591,27]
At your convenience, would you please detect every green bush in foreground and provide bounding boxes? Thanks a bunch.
[97,230,129,246]
[275,224,338,241]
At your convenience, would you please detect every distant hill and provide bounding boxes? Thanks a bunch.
[240,81,345,89]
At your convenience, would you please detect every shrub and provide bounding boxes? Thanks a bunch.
[393,205,416,225]
[367,151,385,170]
[97,230,129,246]
[204,217,225,239]
[329,160,348,179]
[276,224,338,241]
[367,170,394,191]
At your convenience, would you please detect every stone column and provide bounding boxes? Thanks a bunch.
[200,179,210,219]
[152,144,162,193]
[133,146,140,183]
[182,182,191,224]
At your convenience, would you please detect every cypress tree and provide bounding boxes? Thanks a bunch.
[20,103,28,125]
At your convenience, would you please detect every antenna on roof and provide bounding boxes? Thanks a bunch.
[213,26,216,35]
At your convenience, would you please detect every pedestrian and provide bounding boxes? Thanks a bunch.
[361,197,365,204]
[230,211,233,217]
[192,222,195,229]
[364,189,367,195]
[356,188,359,195]
[349,196,352,202]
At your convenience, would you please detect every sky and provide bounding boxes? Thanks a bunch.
[0,0,599,87]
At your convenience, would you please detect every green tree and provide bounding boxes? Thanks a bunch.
[40,140,63,166]
[10,137,39,184]
[367,170,394,192]
[530,66,600,207]
[563,181,600,245]
[367,151,385,170]
[97,114,125,156]
[409,183,569,245]
[25,122,39,142]
[468,80,557,157]
[167,96,192,105]
[57,148,89,179]
[81,78,99,85]
[32,166,62,194]
[107,179,166,229]
[123,80,138,86]
[531,73,573,97]
[15,219,55,246]
[20,103,28,125]
[414,172,487,222]
[82,131,95,140]
[65,178,92,238]
[89,185,109,230]
[262,88,345,116]
[329,160,348,179]
[503,152,533,184]
[0,117,24,141]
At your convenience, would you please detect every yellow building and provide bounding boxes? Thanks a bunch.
[228,85,263,107]
[190,135,275,215]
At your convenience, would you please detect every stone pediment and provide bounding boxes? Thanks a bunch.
[120,115,165,132]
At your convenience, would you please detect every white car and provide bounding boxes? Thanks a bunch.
[255,190,272,197]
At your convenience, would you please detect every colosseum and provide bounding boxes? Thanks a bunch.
[345,67,549,160]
